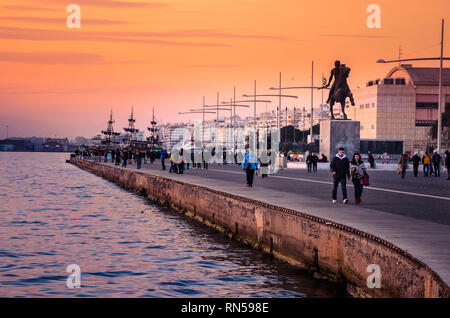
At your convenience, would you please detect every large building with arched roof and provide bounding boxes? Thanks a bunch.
[344,64,450,154]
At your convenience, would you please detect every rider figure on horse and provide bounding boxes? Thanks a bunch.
[323,60,355,119]
[325,60,355,106]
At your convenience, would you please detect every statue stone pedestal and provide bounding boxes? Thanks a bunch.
[319,120,360,160]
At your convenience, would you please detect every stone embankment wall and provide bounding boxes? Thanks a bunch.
[71,158,449,298]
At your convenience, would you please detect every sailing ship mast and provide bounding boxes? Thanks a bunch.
[147,107,161,149]
[101,109,120,149]
[124,106,139,146]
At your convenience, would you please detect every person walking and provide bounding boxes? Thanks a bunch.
[160,148,167,170]
[149,151,155,164]
[202,149,208,170]
[445,150,450,180]
[382,152,388,164]
[367,151,375,169]
[306,152,313,173]
[411,152,421,177]
[177,148,185,174]
[398,152,408,179]
[330,147,350,204]
[422,151,432,178]
[311,152,319,173]
[136,151,143,169]
[350,153,367,204]
[432,150,441,177]
[223,147,227,165]
[260,150,271,178]
[115,149,121,166]
[122,150,128,168]
[242,150,258,187]
[169,153,177,173]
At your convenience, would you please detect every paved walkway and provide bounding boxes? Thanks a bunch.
[93,160,450,286]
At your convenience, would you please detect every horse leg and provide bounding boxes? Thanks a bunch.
[329,101,335,119]
[341,102,347,120]
[349,93,355,106]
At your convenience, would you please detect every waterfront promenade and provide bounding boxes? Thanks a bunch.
[76,158,450,296]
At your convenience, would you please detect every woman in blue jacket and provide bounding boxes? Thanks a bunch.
[242,150,258,187]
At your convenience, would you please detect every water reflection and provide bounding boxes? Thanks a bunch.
[0,152,349,297]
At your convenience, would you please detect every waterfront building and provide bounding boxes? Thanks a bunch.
[346,65,450,153]
[42,138,69,152]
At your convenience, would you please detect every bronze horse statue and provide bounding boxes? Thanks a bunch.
[323,61,355,120]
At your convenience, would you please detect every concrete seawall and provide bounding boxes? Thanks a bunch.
[70,158,449,298]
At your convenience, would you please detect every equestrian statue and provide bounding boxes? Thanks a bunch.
[321,60,355,120]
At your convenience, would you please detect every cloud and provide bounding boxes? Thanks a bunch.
[313,33,393,39]
[83,28,289,40]
[0,26,288,47]
[0,52,105,64]
[179,64,239,68]
[0,26,232,47]
[0,16,130,25]
[0,51,152,65]
[33,0,170,9]
[1,5,59,12]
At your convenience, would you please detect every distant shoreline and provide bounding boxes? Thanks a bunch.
[0,151,73,153]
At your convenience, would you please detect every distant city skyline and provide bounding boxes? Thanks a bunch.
[0,0,449,138]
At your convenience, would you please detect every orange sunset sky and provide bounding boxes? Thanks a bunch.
[0,0,449,138]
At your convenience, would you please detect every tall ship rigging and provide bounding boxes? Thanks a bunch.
[123,106,140,147]
[101,109,121,150]
[147,107,163,150]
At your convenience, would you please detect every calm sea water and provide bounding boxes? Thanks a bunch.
[0,152,348,297]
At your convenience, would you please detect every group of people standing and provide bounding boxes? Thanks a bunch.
[306,152,319,173]
[398,149,449,179]
[240,150,273,187]
[111,148,167,170]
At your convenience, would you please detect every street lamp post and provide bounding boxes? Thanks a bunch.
[269,63,329,143]
[178,98,216,147]
[206,102,250,151]
[241,81,275,132]
[244,73,298,149]
[377,19,449,152]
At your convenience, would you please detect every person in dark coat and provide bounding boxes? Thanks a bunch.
[330,147,350,204]
[160,148,167,170]
[432,150,441,177]
[367,151,375,169]
[306,152,313,173]
[122,150,128,168]
[411,152,421,177]
[311,152,319,173]
[445,150,450,180]
[202,149,208,170]
[398,153,408,179]
[223,147,227,165]
[149,150,156,164]
[115,149,121,166]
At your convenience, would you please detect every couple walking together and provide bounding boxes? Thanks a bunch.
[331,147,369,204]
